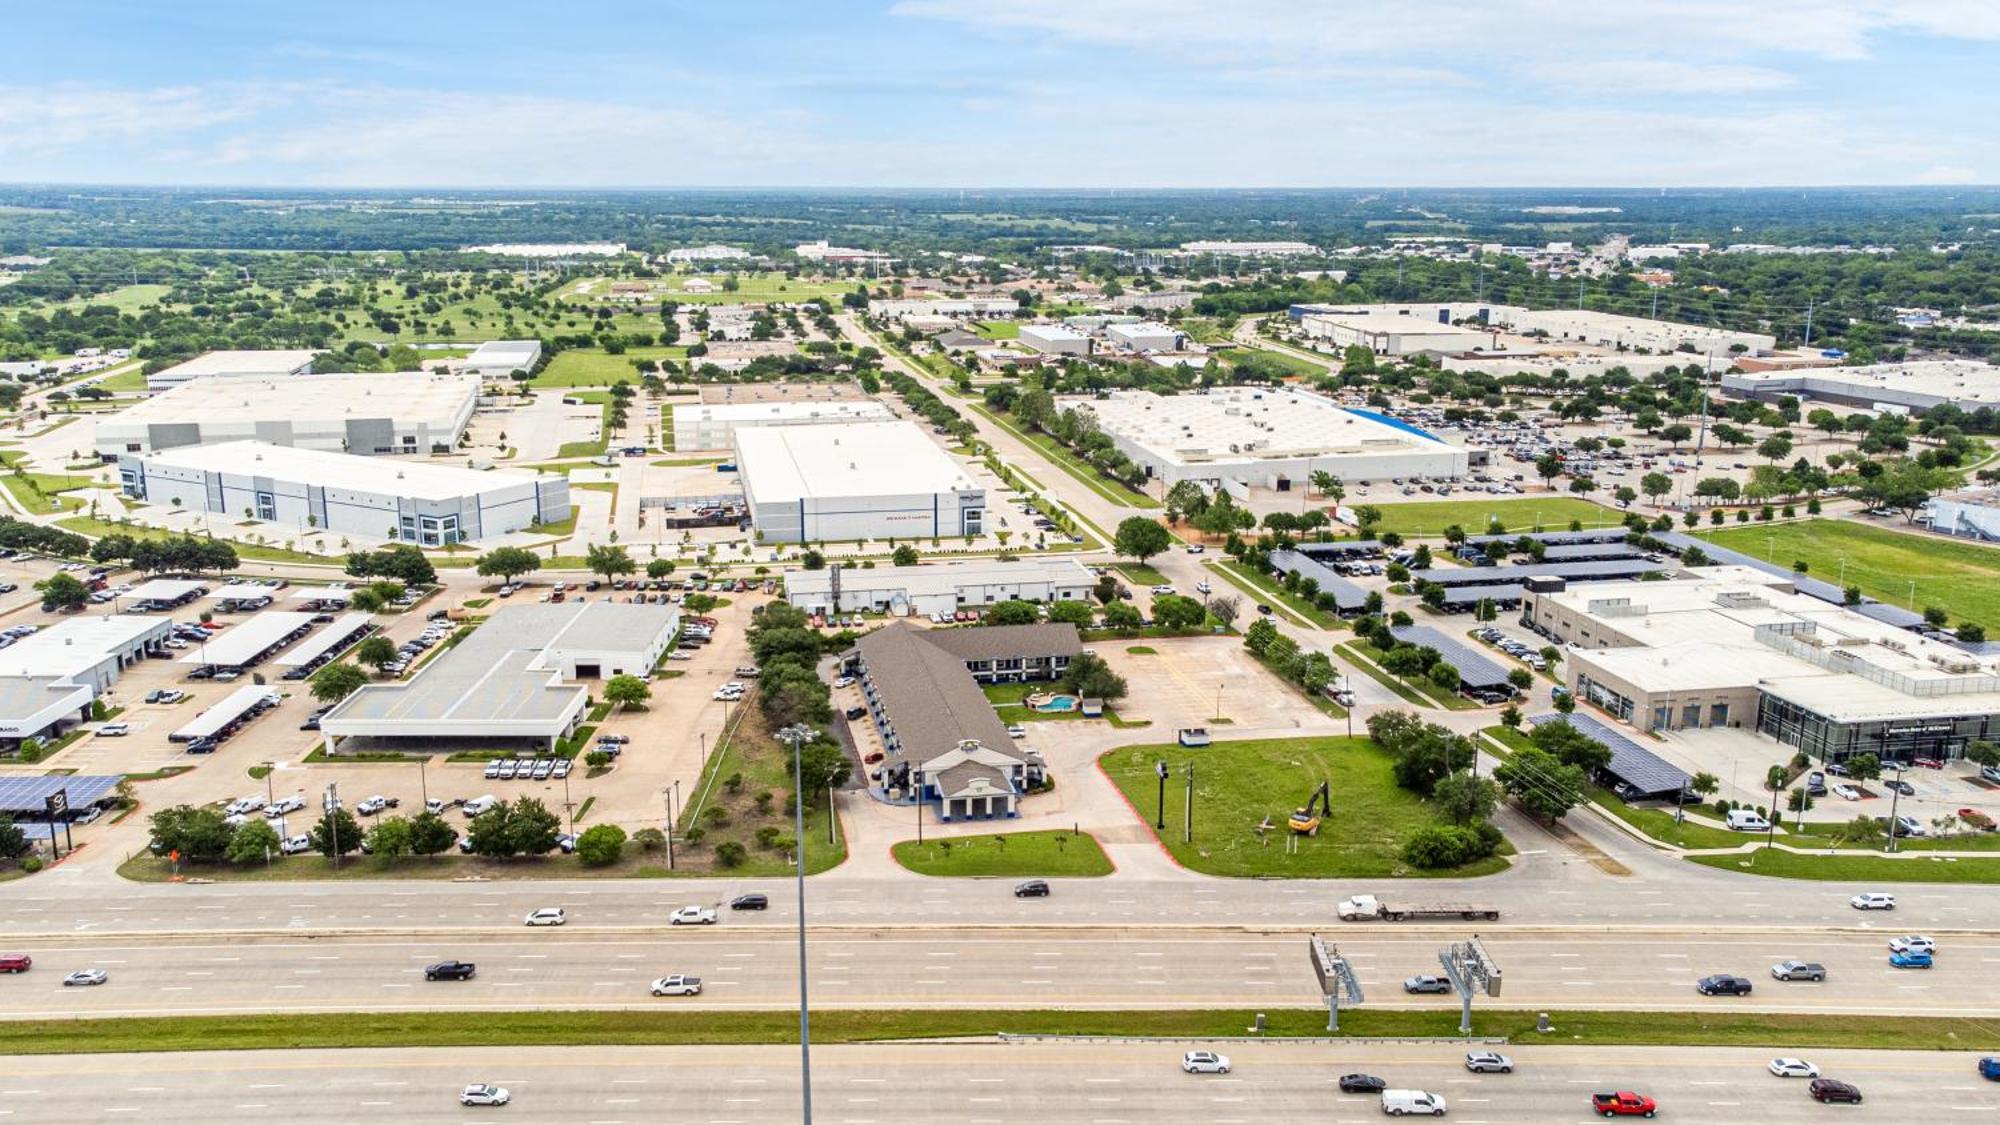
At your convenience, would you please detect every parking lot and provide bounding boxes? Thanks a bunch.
[1103,636,1344,735]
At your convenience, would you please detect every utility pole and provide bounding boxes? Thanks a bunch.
[776,723,820,1124]
[1884,765,1907,854]
[1803,298,1817,347]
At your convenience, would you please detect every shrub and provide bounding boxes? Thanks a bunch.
[724,772,744,794]
[584,750,612,768]
[21,856,43,874]
[1400,823,1498,869]
[755,825,783,848]
[632,827,666,852]
[754,790,774,814]
[574,824,627,867]
[681,826,706,846]
[714,841,747,867]
[701,806,730,827]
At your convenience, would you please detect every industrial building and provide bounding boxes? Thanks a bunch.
[0,616,173,746]
[671,399,893,452]
[1522,566,2000,763]
[320,602,678,752]
[1103,322,1187,353]
[145,349,319,392]
[735,421,985,543]
[94,371,479,459]
[462,339,543,378]
[1018,324,1092,356]
[118,441,569,546]
[784,559,1095,617]
[665,244,753,263]
[1070,386,1469,489]
[870,298,1019,321]
[1179,240,1317,256]
[1298,311,1496,356]
[1722,360,2000,416]
[1505,309,1774,355]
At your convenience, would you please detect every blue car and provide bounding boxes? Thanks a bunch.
[1889,949,1934,969]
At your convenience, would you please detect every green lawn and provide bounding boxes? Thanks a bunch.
[55,516,332,564]
[538,347,688,388]
[983,681,1134,725]
[1689,846,2000,883]
[1216,346,1323,379]
[1098,737,1510,878]
[1112,561,1169,586]
[975,320,1020,339]
[1340,640,1478,709]
[1698,519,2000,629]
[967,401,1161,509]
[1363,497,1617,539]
[562,271,850,306]
[680,707,846,877]
[891,829,1111,876]
[1212,559,1341,629]
[0,470,94,514]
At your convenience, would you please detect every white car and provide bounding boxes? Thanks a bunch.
[1850,892,1896,910]
[1005,724,1027,739]
[712,688,744,701]
[1831,782,1861,801]
[669,905,717,926]
[1185,544,1205,554]
[265,796,306,817]
[832,675,855,688]
[1149,584,1175,596]
[460,1084,510,1106]
[95,722,130,737]
[280,835,312,855]
[1463,1051,1513,1073]
[665,651,692,661]
[355,796,390,816]
[1888,935,1935,955]
[1768,1057,1820,1078]
[524,907,567,927]
[1194,579,1211,594]
[649,974,703,996]
[1181,1050,1231,1074]
[62,969,108,986]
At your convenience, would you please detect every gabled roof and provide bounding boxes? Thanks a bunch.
[917,622,1082,663]
[855,624,1019,765]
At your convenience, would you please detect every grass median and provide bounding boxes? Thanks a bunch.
[4,1008,1994,1056]
[1689,846,2000,883]
[891,829,1112,877]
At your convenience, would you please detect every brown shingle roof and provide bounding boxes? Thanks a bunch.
[918,622,1082,663]
[855,622,1055,765]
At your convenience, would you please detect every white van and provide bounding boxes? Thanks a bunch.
[463,794,501,818]
[1725,809,1771,832]
[1381,1088,1447,1116]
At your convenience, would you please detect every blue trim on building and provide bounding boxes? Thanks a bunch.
[1342,406,1447,443]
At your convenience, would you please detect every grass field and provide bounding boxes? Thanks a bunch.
[561,271,850,306]
[1362,497,1617,539]
[1099,737,1509,878]
[1698,519,2000,628]
[1216,346,1323,378]
[967,401,1161,509]
[891,829,1111,877]
[1689,846,2000,883]
[538,347,688,388]
[1211,559,1341,629]
[975,320,1019,339]
[4,1006,1995,1057]
[55,516,332,564]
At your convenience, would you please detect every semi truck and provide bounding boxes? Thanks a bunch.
[1336,894,1501,922]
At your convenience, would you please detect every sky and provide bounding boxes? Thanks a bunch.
[3,0,1998,188]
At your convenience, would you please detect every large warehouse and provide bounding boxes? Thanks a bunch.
[94,371,479,459]
[145,349,319,391]
[1071,386,1469,489]
[784,559,1095,616]
[1298,311,1495,356]
[735,421,986,543]
[320,602,677,752]
[118,440,569,546]
[672,399,892,451]
[1722,359,2000,415]
[1523,566,2000,763]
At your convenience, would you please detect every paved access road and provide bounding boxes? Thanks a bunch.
[0,1042,1991,1123]
[3,928,1990,1018]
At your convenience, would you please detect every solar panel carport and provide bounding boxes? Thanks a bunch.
[0,774,123,816]
[176,611,318,668]
[1390,624,1514,691]
[1438,584,1525,610]
[1269,550,1370,613]
[1527,710,1692,799]
[1419,558,1662,588]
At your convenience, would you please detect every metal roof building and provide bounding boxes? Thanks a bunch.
[319,602,677,751]
[1268,550,1370,613]
[94,371,478,458]
[1390,624,1514,691]
[145,349,317,391]
[1528,712,1690,799]
[1420,558,1661,588]
[735,421,985,544]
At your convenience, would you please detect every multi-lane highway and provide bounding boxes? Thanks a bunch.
[1,927,1989,1018]
[0,1042,1992,1123]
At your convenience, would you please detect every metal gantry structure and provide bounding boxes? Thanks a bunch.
[1438,936,1504,1035]
[1307,935,1364,1032]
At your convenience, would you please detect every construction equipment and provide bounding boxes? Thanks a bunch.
[1288,781,1331,836]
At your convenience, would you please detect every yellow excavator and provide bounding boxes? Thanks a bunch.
[1288,781,1332,836]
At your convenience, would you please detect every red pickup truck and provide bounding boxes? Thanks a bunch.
[1592,1091,1658,1117]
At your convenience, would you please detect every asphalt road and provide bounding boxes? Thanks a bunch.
[2,928,1990,1018]
[0,1042,1991,1123]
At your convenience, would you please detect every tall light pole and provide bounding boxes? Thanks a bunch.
[776,722,819,1123]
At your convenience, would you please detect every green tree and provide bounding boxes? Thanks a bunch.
[409,812,458,856]
[1151,593,1206,631]
[603,674,651,709]
[310,661,369,704]
[984,599,1039,626]
[1432,769,1498,825]
[148,804,234,863]
[1060,652,1128,700]
[1494,746,1586,822]
[475,546,542,583]
[574,823,627,867]
[354,634,399,672]
[366,816,415,860]
[891,544,920,566]
[508,797,563,855]
[467,806,517,858]
[1845,752,1882,783]
[1528,718,1613,773]
[1112,517,1172,564]
[225,818,281,864]
[1534,453,1564,488]
[788,739,853,801]
[1046,599,1095,626]
[34,571,89,613]
[309,807,363,858]
[646,558,677,580]
[585,543,635,585]
[1640,472,1673,504]
[1101,600,1143,630]
[1660,423,1693,450]
[1426,660,1461,696]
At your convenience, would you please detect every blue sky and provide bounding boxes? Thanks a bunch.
[3,1,1997,187]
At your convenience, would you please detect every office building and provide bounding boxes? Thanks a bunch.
[1298,311,1495,356]
[119,440,569,546]
[1018,325,1092,356]
[0,616,173,746]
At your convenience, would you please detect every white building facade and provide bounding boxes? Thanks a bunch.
[671,400,893,451]
[735,421,985,543]
[94,372,479,459]
[784,559,1095,616]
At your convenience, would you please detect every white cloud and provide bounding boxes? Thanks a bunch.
[1521,60,1798,96]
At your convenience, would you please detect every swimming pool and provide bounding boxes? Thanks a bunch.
[1031,694,1079,713]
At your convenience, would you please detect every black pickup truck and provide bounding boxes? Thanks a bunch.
[424,960,476,981]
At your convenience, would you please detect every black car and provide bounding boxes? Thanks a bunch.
[1884,779,1915,796]
[1696,974,1753,996]
[1809,1078,1862,1104]
[424,960,476,981]
[1338,1074,1386,1094]
[731,894,769,911]
[844,706,868,721]
[1013,880,1050,898]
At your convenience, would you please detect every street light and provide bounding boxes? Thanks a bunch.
[775,722,820,1124]
[1154,760,1168,830]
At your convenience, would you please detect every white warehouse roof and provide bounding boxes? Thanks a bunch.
[149,350,318,380]
[735,421,977,504]
[105,371,477,427]
[135,440,546,502]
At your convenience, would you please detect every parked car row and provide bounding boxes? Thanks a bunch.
[482,757,573,781]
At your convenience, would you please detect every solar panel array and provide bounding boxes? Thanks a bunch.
[1420,558,1660,588]
[1439,584,1526,606]
[1390,624,1514,689]
[0,774,123,815]
[1268,550,1369,611]
[1527,711,1691,797]
[1467,527,1632,548]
